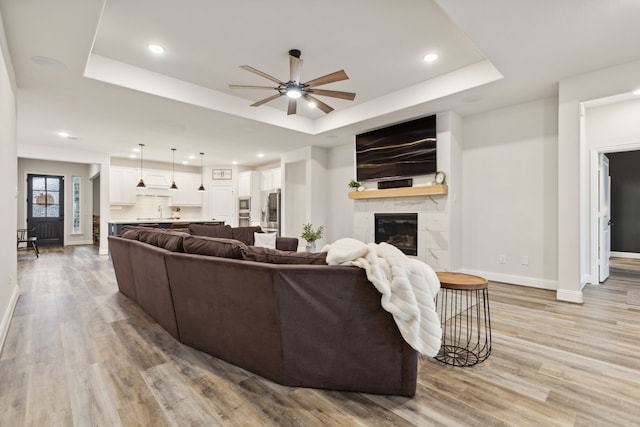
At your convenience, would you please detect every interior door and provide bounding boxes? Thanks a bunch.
[27,174,65,246]
[598,154,611,282]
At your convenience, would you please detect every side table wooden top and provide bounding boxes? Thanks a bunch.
[436,272,488,290]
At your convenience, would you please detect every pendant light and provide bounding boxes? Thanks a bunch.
[169,148,178,190]
[197,152,206,192]
[136,143,146,188]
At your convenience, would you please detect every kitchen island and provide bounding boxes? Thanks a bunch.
[108,219,224,236]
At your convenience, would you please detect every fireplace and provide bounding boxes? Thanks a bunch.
[375,213,418,256]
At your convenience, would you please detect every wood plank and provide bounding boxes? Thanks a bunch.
[6,245,640,426]
[347,184,447,199]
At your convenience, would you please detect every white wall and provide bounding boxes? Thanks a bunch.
[281,146,329,247]
[326,143,356,242]
[558,58,640,302]
[18,158,94,245]
[0,10,19,351]
[461,97,559,289]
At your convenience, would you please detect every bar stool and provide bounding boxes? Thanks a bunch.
[435,272,491,366]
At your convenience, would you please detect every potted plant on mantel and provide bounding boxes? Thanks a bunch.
[301,223,324,252]
[348,179,364,192]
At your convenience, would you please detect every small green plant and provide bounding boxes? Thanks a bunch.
[348,179,361,189]
[301,223,324,242]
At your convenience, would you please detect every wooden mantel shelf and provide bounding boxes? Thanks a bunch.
[348,184,448,200]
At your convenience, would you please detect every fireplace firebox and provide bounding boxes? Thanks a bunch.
[374,213,418,256]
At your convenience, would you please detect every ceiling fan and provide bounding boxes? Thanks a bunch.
[229,49,356,115]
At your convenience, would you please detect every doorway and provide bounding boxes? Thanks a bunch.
[27,174,64,246]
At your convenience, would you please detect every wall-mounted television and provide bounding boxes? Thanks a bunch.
[356,115,436,181]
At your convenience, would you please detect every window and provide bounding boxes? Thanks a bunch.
[72,176,81,234]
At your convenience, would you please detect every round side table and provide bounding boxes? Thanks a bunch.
[435,272,491,367]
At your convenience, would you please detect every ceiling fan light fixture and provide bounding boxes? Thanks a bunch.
[285,85,302,99]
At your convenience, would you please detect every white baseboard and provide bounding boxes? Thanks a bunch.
[611,251,640,260]
[457,268,557,290]
[0,285,20,354]
[556,288,584,304]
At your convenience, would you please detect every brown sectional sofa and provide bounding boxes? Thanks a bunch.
[108,225,419,396]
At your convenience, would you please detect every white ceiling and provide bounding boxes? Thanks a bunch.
[2,0,640,167]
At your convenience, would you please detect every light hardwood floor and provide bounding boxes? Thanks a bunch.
[2,248,640,426]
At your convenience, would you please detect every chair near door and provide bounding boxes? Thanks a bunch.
[17,228,39,257]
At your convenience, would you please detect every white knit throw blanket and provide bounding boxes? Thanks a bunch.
[322,238,442,357]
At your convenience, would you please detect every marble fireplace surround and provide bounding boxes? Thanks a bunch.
[353,194,449,271]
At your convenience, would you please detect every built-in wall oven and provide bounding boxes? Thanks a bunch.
[238,197,251,226]
[239,197,251,212]
[238,211,250,227]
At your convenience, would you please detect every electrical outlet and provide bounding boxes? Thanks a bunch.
[499,254,507,264]
[522,255,529,265]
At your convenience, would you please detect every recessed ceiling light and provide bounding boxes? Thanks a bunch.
[188,155,196,160]
[148,44,165,54]
[133,147,140,152]
[423,53,439,63]
[182,160,189,165]
[129,154,136,159]
[633,89,640,96]
[58,131,70,138]
[232,160,238,165]
[257,153,264,158]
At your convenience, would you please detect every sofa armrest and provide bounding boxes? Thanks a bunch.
[276,237,298,252]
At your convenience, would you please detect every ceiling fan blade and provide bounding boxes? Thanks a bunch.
[290,55,303,83]
[229,85,277,90]
[307,89,356,101]
[250,93,283,107]
[240,65,285,85]
[306,95,334,114]
[287,98,297,115]
[304,70,349,88]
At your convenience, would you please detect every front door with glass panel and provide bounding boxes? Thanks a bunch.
[27,174,64,246]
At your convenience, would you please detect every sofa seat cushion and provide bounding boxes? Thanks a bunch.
[189,223,234,239]
[183,236,247,259]
[241,246,328,265]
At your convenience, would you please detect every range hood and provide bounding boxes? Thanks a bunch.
[144,173,170,188]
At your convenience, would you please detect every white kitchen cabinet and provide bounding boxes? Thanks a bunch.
[260,168,281,191]
[169,172,203,206]
[110,167,139,205]
[238,171,252,197]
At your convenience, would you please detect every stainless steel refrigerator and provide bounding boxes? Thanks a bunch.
[262,189,281,236]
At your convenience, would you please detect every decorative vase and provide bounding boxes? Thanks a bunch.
[305,241,316,252]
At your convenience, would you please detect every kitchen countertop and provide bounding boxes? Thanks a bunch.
[108,218,217,224]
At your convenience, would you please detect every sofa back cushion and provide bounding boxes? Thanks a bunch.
[121,225,144,240]
[241,246,328,265]
[232,226,262,245]
[183,235,247,259]
[137,228,164,246]
[188,223,234,239]
[157,231,189,252]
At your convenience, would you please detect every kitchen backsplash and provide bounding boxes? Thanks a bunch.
[109,195,202,220]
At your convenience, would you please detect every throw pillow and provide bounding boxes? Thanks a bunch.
[241,246,328,265]
[254,232,276,249]
[183,236,247,259]
[231,226,262,245]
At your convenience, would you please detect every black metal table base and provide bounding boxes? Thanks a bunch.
[435,287,491,367]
